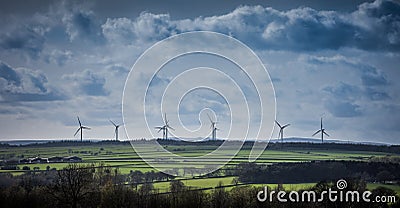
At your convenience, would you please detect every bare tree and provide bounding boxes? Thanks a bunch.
[50,163,97,208]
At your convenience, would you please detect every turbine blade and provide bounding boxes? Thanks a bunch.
[167,125,175,131]
[207,113,213,123]
[275,120,282,128]
[320,117,323,129]
[82,126,91,130]
[323,131,330,137]
[77,116,82,126]
[163,113,167,125]
[74,128,80,136]
[155,127,163,133]
[312,129,321,136]
[109,119,117,127]
[282,124,290,129]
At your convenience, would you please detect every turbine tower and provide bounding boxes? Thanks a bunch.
[275,120,290,143]
[74,116,90,142]
[312,117,329,143]
[208,114,219,141]
[155,113,174,140]
[109,119,123,141]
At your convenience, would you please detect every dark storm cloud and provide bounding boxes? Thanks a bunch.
[0,61,65,102]
[321,57,393,117]
[99,0,400,52]
[307,54,391,105]
[261,8,357,51]
[260,0,400,51]
[365,87,391,101]
[80,73,108,96]
[305,54,389,88]
[323,82,362,101]
[323,81,391,103]
[62,70,109,96]
[0,26,45,59]
[323,83,364,117]
[0,61,21,85]
[0,1,103,60]
[1,0,398,59]
[324,100,362,117]
[0,0,373,20]
[361,71,388,86]
[62,7,104,42]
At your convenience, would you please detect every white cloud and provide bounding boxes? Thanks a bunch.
[0,0,399,143]
[62,69,109,96]
[0,60,65,102]
[44,49,73,66]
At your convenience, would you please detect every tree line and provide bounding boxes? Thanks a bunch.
[235,160,400,184]
[2,140,399,154]
[0,163,399,208]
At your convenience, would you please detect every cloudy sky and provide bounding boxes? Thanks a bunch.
[0,0,399,144]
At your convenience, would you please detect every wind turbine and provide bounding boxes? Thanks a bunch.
[109,119,123,141]
[155,113,174,140]
[275,120,290,143]
[312,117,329,143]
[74,116,90,142]
[207,114,219,141]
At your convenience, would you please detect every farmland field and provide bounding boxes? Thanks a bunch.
[1,141,399,174]
[1,140,399,194]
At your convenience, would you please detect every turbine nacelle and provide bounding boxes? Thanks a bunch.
[312,117,329,143]
[155,113,174,140]
[208,113,219,140]
[74,116,90,142]
[275,120,290,143]
[109,119,123,141]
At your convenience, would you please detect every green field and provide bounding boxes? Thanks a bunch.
[152,176,237,192]
[1,141,399,194]
[1,142,399,175]
[154,178,400,195]
[2,142,397,172]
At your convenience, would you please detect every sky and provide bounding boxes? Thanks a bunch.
[0,0,399,144]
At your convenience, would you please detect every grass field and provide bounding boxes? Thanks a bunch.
[153,178,400,195]
[1,141,399,194]
[1,142,399,174]
[152,176,237,192]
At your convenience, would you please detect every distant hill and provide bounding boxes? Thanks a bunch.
[0,137,391,147]
[0,139,106,146]
[269,137,390,146]
[0,139,55,146]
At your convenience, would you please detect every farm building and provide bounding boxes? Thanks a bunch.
[18,156,82,164]
[62,156,82,162]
